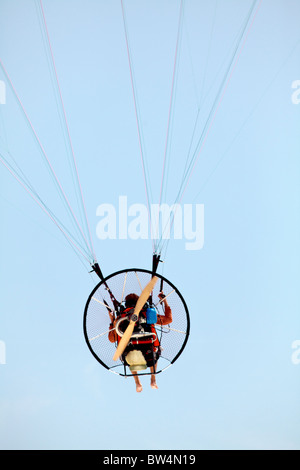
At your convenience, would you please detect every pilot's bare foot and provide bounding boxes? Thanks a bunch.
[150,379,158,389]
[133,372,142,392]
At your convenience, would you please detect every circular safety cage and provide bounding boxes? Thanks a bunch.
[83,268,190,377]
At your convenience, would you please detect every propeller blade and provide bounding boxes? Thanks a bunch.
[113,276,158,361]
[113,320,135,361]
[133,275,158,318]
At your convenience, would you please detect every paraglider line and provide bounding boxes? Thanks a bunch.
[0,154,91,264]
[39,0,97,263]
[121,0,154,252]
[158,0,184,210]
[178,0,262,204]
[156,0,262,254]
[0,57,94,263]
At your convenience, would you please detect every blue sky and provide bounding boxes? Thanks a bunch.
[0,0,300,450]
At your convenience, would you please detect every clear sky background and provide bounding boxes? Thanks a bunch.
[0,0,299,450]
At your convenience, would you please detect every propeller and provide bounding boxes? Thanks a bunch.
[113,276,158,361]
